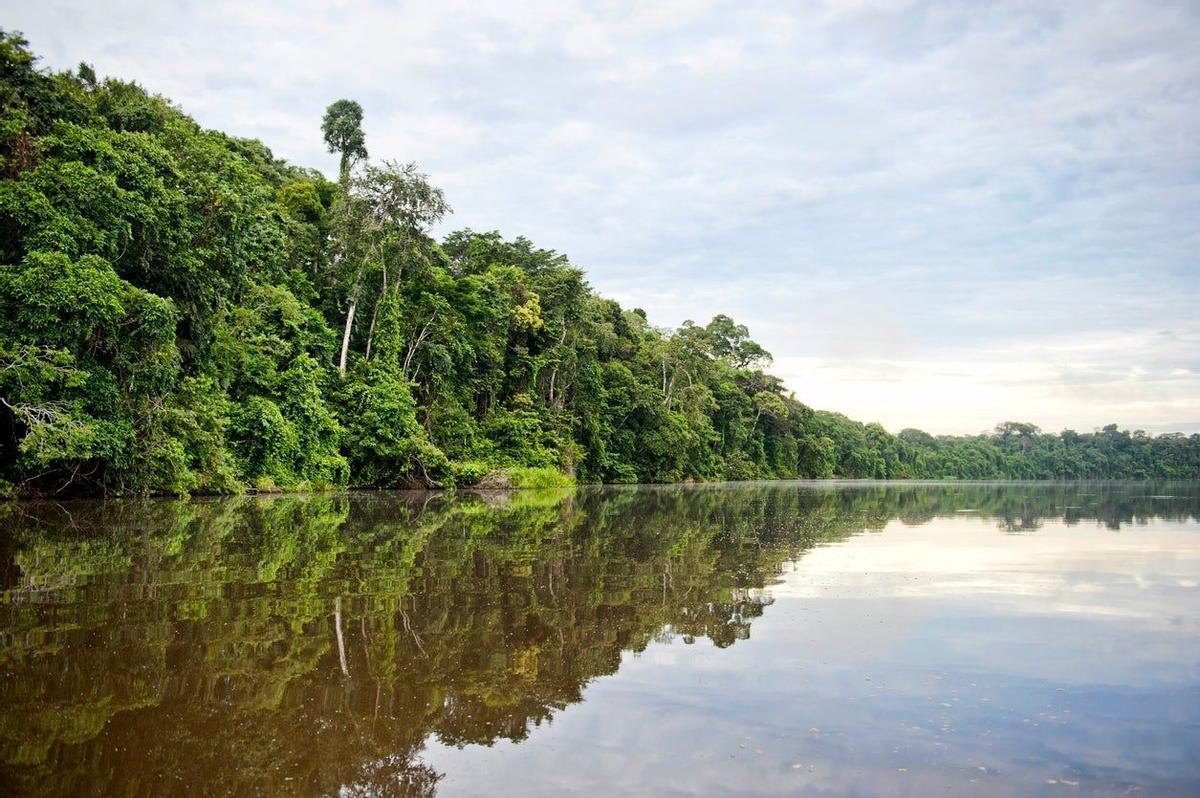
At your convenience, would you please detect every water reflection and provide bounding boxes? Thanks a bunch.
[0,482,1197,796]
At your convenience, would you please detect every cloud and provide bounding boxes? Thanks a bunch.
[7,0,1198,433]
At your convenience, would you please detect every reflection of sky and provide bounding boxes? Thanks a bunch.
[421,517,1200,796]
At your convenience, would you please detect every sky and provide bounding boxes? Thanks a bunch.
[6,0,1199,435]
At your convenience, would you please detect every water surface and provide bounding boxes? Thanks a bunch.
[1,482,1198,796]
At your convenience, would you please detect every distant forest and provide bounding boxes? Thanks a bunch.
[1,33,1197,496]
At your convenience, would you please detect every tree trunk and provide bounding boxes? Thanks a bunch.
[402,316,433,380]
[364,303,377,362]
[337,272,364,377]
[364,266,386,362]
[338,298,356,377]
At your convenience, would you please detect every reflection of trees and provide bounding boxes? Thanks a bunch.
[837,480,1200,531]
[0,481,1195,795]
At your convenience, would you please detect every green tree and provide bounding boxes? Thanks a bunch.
[321,98,366,183]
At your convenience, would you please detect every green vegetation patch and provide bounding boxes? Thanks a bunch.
[0,32,1196,497]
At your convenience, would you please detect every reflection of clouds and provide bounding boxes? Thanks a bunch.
[424,513,1200,796]
[773,517,1200,629]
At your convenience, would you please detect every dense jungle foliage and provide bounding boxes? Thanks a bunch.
[1,34,1197,495]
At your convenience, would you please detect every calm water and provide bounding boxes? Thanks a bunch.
[1,482,1198,797]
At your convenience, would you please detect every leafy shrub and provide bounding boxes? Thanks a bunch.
[340,362,448,486]
[450,460,490,486]
[504,466,575,489]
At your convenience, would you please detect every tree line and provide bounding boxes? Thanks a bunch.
[1,33,1197,496]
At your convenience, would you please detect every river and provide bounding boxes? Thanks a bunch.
[1,482,1197,796]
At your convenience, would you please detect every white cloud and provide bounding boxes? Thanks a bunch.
[7,0,1198,433]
